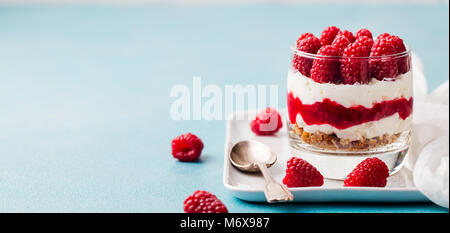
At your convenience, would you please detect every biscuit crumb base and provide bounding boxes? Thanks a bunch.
[292,124,400,151]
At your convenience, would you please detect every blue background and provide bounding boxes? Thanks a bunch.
[0,4,448,212]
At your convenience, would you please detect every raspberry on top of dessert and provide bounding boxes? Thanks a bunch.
[288,27,412,150]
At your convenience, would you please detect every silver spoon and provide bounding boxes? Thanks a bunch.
[229,140,294,203]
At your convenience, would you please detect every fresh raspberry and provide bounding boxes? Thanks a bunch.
[171,133,204,161]
[387,35,410,74]
[292,35,321,77]
[369,37,399,80]
[183,190,228,213]
[387,35,406,53]
[377,32,391,40]
[310,45,341,83]
[340,36,374,84]
[331,34,352,55]
[359,35,375,52]
[296,32,315,46]
[336,29,355,43]
[344,158,389,187]
[250,107,283,136]
[320,26,340,46]
[282,157,324,188]
[355,28,373,39]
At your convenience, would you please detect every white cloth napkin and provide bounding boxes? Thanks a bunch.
[405,54,449,208]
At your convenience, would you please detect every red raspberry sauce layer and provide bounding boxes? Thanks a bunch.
[287,92,413,130]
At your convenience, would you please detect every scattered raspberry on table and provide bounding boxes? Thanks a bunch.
[344,157,390,187]
[250,107,283,136]
[183,190,228,213]
[171,133,204,162]
[282,157,324,187]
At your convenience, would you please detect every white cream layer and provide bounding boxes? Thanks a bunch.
[296,113,412,141]
[287,69,413,140]
[287,69,413,108]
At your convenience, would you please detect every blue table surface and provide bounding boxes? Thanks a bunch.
[0,4,448,213]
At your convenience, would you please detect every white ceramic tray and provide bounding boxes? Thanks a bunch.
[223,111,429,202]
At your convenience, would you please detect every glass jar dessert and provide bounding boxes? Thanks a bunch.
[287,28,413,180]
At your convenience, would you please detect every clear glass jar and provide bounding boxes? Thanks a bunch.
[287,46,413,180]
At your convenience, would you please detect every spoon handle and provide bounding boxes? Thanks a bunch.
[256,162,294,203]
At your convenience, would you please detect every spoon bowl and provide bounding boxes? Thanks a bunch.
[229,140,294,203]
[229,140,277,172]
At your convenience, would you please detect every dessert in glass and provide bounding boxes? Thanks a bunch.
[287,27,412,179]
